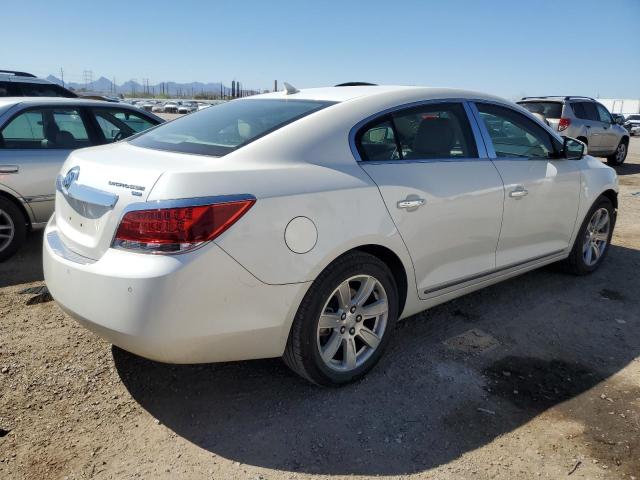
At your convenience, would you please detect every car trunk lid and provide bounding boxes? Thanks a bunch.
[54,143,213,260]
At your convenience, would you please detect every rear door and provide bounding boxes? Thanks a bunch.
[472,102,580,267]
[0,106,96,222]
[357,101,504,298]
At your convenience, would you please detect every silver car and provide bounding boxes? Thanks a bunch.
[518,96,630,166]
[0,97,163,260]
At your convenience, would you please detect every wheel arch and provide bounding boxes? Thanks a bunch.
[347,244,409,317]
[600,188,618,210]
[0,189,32,229]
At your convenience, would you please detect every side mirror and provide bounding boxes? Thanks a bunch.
[563,137,585,160]
[615,116,625,125]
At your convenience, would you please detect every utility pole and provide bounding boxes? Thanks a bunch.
[82,70,93,90]
[59,68,65,88]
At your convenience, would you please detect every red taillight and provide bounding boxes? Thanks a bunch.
[113,199,255,253]
[558,117,571,131]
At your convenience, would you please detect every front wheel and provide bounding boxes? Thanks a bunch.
[563,196,614,275]
[283,251,398,386]
[607,140,628,166]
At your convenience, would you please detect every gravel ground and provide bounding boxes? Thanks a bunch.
[1,139,639,480]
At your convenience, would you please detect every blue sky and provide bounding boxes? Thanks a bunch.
[2,0,639,99]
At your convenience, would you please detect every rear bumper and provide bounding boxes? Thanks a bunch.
[43,216,309,363]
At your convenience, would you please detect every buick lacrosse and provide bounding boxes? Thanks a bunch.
[43,84,618,385]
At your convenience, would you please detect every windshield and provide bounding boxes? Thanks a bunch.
[627,115,640,121]
[130,98,335,156]
[518,101,563,119]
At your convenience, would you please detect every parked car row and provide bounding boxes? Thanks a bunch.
[39,83,619,385]
[127,99,213,114]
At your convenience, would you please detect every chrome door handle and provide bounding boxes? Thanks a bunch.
[509,187,528,199]
[397,198,425,209]
[0,165,19,174]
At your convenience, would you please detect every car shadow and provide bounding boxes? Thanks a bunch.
[613,162,640,176]
[0,233,44,288]
[114,244,640,476]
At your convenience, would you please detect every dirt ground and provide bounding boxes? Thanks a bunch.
[1,139,639,480]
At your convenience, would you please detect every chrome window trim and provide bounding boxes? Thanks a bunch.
[349,98,490,164]
[111,194,257,255]
[468,99,566,161]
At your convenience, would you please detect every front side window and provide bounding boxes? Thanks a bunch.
[130,99,334,156]
[596,104,612,124]
[0,108,90,149]
[357,102,477,161]
[92,108,157,143]
[476,103,558,159]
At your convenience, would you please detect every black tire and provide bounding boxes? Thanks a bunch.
[283,251,398,386]
[607,139,628,166]
[0,196,27,262]
[563,196,615,275]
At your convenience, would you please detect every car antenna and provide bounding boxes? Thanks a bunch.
[283,82,299,95]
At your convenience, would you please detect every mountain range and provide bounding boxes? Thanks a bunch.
[46,75,234,96]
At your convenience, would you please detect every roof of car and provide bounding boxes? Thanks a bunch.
[255,85,507,104]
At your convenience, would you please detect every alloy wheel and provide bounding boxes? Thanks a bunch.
[0,209,15,253]
[582,207,610,267]
[316,275,388,372]
[616,143,626,163]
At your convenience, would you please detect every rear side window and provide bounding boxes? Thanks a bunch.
[17,82,76,98]
[130,99,334,156]
[92,108,157,143]
[0,108,90,149]
[518,101,562,119]
[476,103,558,159]
[572,102,599,121]
[0,81,21,96]
[357,102,477,161]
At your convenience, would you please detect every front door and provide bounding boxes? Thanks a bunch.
[473,102,581,267]
[357,101,504,298]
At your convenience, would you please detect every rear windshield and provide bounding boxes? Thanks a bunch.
[518,101,563,119]
[628,115,640,121]
[130,99,335,156]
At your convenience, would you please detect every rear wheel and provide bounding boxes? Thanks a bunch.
[0,197,27,262]
[283,251,398,386]
[564,196,614,275]
[607,139,628,166]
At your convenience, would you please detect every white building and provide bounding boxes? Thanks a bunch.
[598,99,640,116]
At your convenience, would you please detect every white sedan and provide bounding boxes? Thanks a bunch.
[43,85,618,385]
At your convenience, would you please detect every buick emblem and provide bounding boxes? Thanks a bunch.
[62,166,80,190]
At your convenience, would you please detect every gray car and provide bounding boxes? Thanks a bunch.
[0,97,163,260]
[517,96,629,166]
